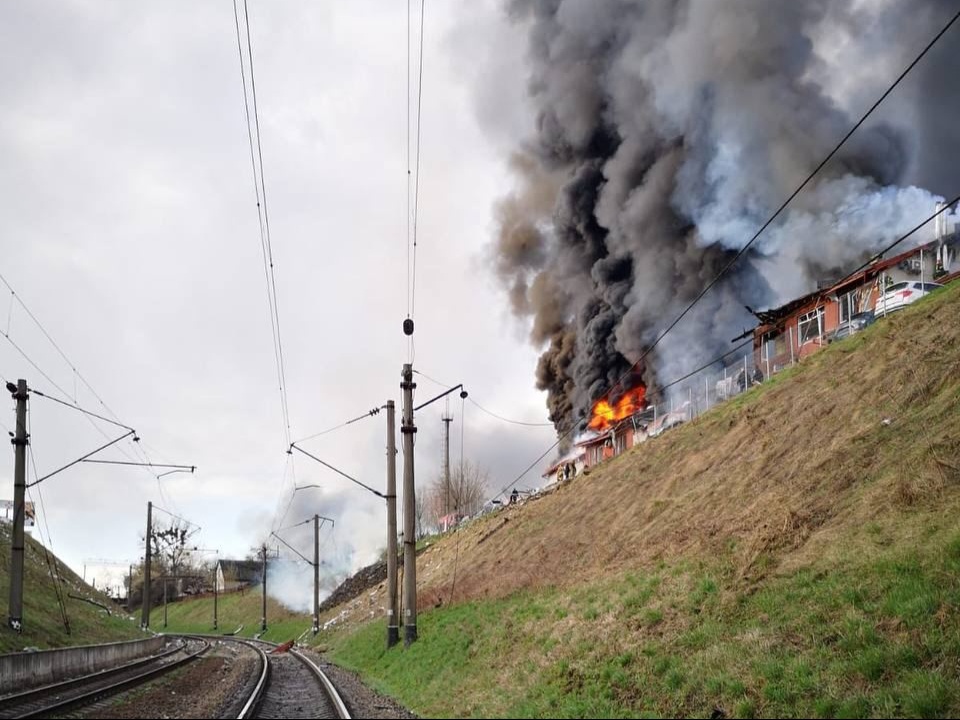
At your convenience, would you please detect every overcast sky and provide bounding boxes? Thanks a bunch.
[0,0,556,591]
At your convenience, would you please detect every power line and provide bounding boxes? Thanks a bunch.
[29,385,179,498]
[406,0,412,320]
[0,271,138,432]
[837,195,960,282]
[27,430,135,488]
[0,282,174,484]
[271,454,298,533]
[608,6,960,393]
[468,398,553,428]
[26,411,70,632]
[490,337,787,501]
[30,388,136,432]
[151,504,200,531]
[492,7,960,499]
[289,443,388,500]
[414,370,551,427]
[2,331,73,400]
[410,0,426,319]
[232,0,292,449]
[494,191,959,499]
[243,0,292,446]
[293,405,383,445]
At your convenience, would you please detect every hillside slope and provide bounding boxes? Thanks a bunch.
[320,282,960,718]
[0,523,146,654]
[159,587,312,643]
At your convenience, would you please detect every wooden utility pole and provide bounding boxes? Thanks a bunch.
[313,515,320,634]
[400,364,418,646]
[7,379,28,633]
[141,501,153,629]
[385,400,399,647]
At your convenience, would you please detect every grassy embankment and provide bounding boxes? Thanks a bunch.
[0,524,145,654]
[157,588,312,644]
[318,282,960,718]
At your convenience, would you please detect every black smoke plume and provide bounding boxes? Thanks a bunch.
[489,0,960,436]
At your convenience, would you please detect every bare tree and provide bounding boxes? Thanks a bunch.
[425,460,489,529]
[151,518,199,598]
[415,491,428,540]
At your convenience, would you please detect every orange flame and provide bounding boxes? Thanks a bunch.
[588,384,646,432]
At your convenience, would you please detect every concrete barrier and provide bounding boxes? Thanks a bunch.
[0,635,167,695]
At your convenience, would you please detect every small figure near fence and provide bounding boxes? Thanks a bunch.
[751,367,764,386]
[716,376,734,401]
[509,488,519,505]
[736,368,747,392]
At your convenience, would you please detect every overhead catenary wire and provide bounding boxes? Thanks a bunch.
[0,270,160,472]
[272,456,299,534]
[30,388,136,432]
[26,410,71,633]
[406,0,411,320]
[151,504,201,531]
[293,405,382,445]
[491,336,794,501]
[276,517,314,534]
[404,0,427,365]
[0,281,176,486]
[289,443,388,500]
[836,194,960,282]
[28,430,136,488]
[0,270,108,410]
[410,0,426,319]
[468,398,553,427]
[2,333,145,469]
[490,8,960,500]
[232,0,292,449]
[244,0,292,446]
[413,370,552,427]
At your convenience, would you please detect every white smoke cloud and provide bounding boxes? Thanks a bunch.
[477,0,960,430]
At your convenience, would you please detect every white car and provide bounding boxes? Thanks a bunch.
[874,281,943,314]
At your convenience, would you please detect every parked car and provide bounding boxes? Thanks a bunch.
[827,310,876,343]
[874,281,943,314]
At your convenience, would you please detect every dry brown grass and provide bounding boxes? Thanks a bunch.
[320,284,960,631]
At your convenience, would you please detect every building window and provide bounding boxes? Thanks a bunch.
[839,291,854,324]
[762,330,788,358]
[797,306,824,344]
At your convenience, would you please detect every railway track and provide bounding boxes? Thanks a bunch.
[0,635,350,719]
[190,636,350,720]
[0,637,209,719]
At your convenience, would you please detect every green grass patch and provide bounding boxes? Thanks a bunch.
[322,524,960,718]
[0,525,146,653]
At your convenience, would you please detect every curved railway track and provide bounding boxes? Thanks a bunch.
[190,635,350,720]
[0,635,350,719]
[0,637,209,719]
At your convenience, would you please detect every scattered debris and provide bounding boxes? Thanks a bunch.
[271,639,295,654]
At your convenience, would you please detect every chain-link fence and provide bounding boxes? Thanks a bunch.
[638,341,795,439]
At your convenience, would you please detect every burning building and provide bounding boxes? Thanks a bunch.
[486,1,960,443]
